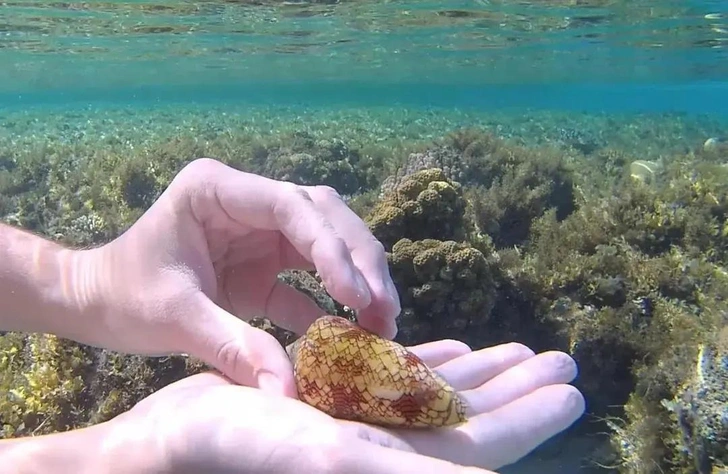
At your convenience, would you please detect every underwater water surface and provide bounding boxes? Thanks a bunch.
[1,1,728,474]
[0,0,727,110]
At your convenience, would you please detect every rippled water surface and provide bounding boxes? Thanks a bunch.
[1,0,727,107]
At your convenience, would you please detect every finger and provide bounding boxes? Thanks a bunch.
[406,339,472,368]
[188,160,373,313]
[217,229,316,272]
[270,183,374,311]
[460,384,586,468]
[306,185,401,339]
[460,351,578,415]
[216,251,323,335]
[395,384,585,469]
[334,439,497,474]
[184,294,298,398]
[203,232,322,336]
[433,342,536,392]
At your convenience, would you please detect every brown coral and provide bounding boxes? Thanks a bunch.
[365,168,469,249]
[388,238,496,346]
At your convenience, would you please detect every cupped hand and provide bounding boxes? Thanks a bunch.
[85,158,401,395]
[110,340,584,474]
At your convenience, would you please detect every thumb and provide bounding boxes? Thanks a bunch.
[185,296,298,398]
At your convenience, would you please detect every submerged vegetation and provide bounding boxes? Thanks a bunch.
[1,106,727,473]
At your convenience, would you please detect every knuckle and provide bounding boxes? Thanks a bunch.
[213,338,245,376]
[327,234,350,256]
[288,183,314,202]
[172,158,223,198]
[279,184,316,213]
[274,183,312,220]
[314,184,343,201]
[210,327,284,385]
[182,157,221,178]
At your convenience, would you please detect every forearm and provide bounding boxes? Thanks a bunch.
[0,421,161,474]
[0,223,101,340]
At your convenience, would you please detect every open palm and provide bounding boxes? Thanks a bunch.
[119,339,584,473]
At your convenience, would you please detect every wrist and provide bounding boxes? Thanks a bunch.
[0,420,163,474]
[0,223,106,342]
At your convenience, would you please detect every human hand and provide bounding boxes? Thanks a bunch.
[80,158,401,395]
[102,340,583,474]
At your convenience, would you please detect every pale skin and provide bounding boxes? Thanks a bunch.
[0,158,586,473]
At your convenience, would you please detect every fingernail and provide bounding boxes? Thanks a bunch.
[353,270,372,304]
[386,279,400,303]
[364,312,398,340]
[257,371,285,395]
[384,317,398,340]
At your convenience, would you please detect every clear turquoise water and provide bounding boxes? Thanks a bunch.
[1,0,727,114]
[1,2,728,473]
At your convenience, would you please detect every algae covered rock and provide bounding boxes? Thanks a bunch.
[388,238,497,346]
[510,156,728,472]
[0,333,86,437]
[4,117,728,474]
[464,153,575,248]
[365,168,469,250]
[0,331,207,438]
[374,130,576,249]
[260,135,383,196]
[379,146,465,194]
[661,334,728,473]
[389,130,577,249]
[363,166,498,346]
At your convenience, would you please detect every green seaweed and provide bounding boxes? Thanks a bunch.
[1,119,727,474]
